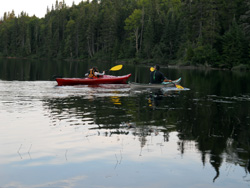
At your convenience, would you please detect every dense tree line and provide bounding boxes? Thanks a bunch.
[0,0,250,69]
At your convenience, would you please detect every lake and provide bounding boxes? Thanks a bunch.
[0,58,250,188]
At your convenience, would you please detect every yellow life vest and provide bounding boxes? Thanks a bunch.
[88,68,97,78]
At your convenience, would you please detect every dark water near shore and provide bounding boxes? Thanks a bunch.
[0,58,250,188]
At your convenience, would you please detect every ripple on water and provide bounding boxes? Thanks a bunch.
[207,94,250,103]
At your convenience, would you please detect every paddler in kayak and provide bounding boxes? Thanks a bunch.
[150,64,171,84]
[85,66,105,78]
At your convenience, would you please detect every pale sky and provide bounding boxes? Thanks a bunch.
[0,0,83,18]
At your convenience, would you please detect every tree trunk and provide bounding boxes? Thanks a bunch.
[139,6,145,52]
[135,27,139,54]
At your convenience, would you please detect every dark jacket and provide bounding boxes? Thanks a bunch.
[150,70,165,84]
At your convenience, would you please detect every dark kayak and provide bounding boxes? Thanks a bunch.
[130,78,182,89]
[56,74,131,86]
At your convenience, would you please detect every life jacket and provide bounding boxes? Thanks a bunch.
[88,68,97,78]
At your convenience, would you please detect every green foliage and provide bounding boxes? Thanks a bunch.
[125,9,142,33]
[185,46,194,62]
[192,44,220,66]
[240,1,250,41]
[0,0,249,67]
[222,20,249,69]
[124,9,142,54]
[142,17,154,59]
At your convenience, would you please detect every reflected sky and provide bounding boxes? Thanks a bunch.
[0,80,250,188]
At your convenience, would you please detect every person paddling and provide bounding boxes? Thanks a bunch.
[85,66,105,78]
[150,64,171,84]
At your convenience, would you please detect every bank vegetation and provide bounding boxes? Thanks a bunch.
[0,0,250,70]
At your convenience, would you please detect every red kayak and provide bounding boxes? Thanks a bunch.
[56,74,131,86]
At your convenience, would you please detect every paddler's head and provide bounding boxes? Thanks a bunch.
[155,64,160,71]
[93,66,99,72]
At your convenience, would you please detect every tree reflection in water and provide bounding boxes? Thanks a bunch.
[1,58,250,186]
[42,86,250,184]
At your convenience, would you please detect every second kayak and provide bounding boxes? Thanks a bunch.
[130,78,182,89]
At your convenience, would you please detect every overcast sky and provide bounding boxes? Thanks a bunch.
[0,0,83,18]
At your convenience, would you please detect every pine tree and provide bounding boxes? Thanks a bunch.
[222,20,248,68]
[240,0,250,41]
[99,0,118,55]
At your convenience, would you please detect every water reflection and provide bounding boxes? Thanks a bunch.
[176,92,250,182]
[148,90,164,109]
[1,59,250,187]
[42,84,250,185]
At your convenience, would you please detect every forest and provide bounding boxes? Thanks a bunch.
[0,0,250,69]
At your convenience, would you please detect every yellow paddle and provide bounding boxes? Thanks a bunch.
[175,84,184,89]
[109,64,123,71]
[150,67,155,72]
[150,67,184,89]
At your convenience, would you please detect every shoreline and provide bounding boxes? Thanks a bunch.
[1,56,249,71]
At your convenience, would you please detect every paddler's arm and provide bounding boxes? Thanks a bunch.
[96,71,105,76]
[95,71,105,77]
[163,77,172,82]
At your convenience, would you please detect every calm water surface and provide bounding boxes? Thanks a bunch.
[0,59,250,188]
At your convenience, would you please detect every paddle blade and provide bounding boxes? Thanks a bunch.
[176,84,184,89]
[110,65,123,71]
[150,67,155,72]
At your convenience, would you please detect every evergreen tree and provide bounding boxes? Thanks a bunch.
[222,20,248,68]
[240,0,250,41]
[64,19,75,58]
[0,0,248,66]
[142,17,154,59]
[99,0,119,56]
